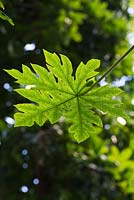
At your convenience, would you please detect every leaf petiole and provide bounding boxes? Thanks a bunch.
[82,44,134,95]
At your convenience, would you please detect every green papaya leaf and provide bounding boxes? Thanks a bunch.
[5,50,127,142]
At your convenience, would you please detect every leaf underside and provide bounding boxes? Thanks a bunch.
[5,50,127,142]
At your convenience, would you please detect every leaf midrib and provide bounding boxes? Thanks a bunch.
[76,96,83,132]
[40,96,76,115]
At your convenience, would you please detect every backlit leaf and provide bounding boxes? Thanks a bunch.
[5,50,127,142]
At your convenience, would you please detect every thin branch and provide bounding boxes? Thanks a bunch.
[82,44,134,95]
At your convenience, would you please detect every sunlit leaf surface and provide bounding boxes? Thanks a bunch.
[5,50,126,142]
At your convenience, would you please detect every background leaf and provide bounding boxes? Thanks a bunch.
[0,10,14,25]
[0,1,4,9]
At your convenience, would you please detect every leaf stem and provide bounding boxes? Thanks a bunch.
[84,44,134,94]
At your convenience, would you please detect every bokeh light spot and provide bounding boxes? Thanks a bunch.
[33,178,40,185]
[20,185,29,193]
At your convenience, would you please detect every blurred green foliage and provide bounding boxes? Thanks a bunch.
[0,1,4,9]
[0,1,14,25]
[0,0,134,199]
